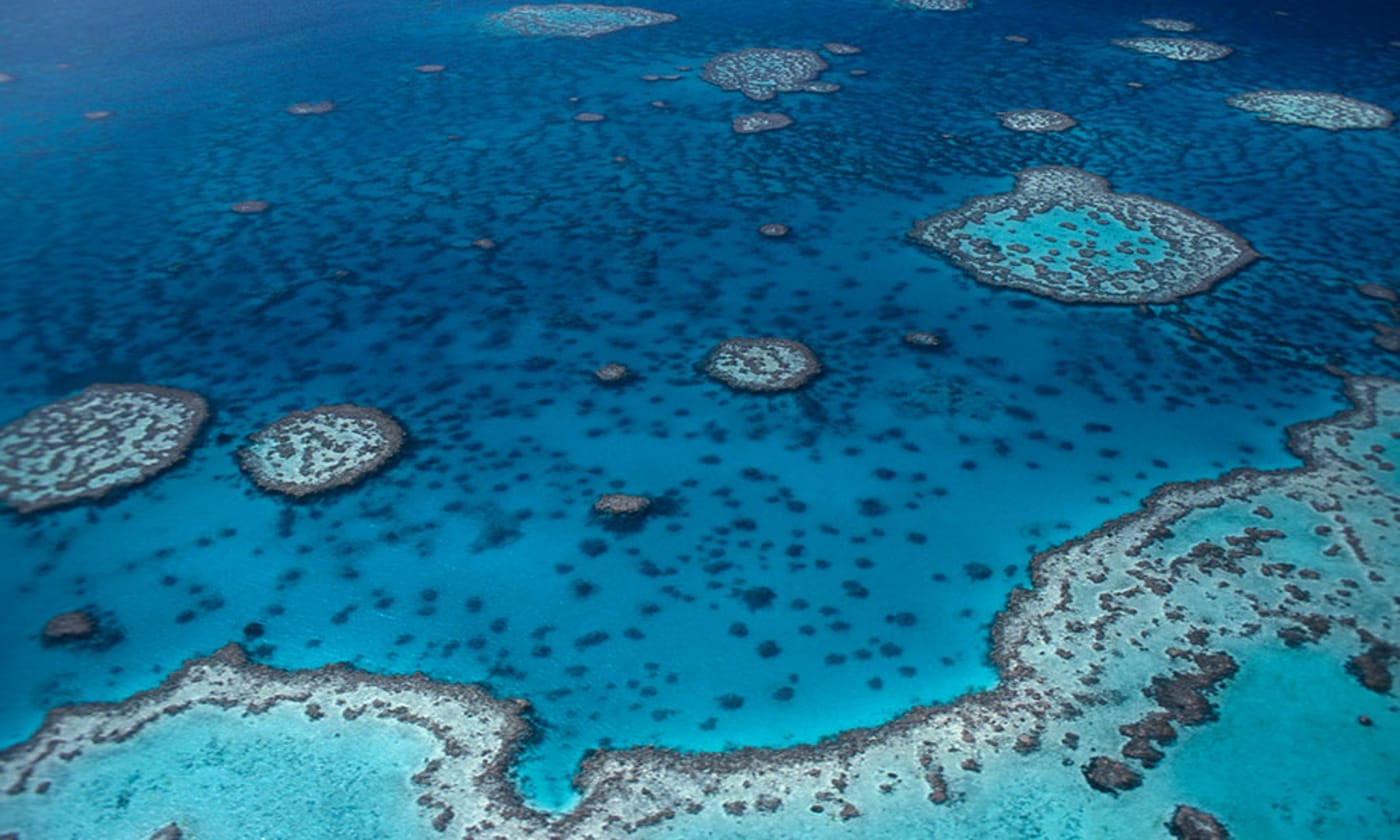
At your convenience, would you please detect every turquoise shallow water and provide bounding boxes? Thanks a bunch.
[1,0,1398,834]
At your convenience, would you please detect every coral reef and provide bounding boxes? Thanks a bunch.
[908,166,1258,304]
[1111,37,1233,61]
[1226,90,1395,131]
[732,112,794,134]
[897,0,971,10]
[0,384,208,513]
[593,493,652,516]
[7,376,1394,837]
[1141,18,1197,33]
[996,109,1078,133]
[704,338,822,392]
[238,405,405,497]
[286,101,336,115]
[701,49,837,101]
[490,4,676,38]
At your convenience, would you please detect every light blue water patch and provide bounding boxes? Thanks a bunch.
[950,203,1177,283]
[1,704,440,840]
[1162,645,1399,838]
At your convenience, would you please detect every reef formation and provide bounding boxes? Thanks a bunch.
[704,337,822,392]
[1226,90,1395,131]
[996,109,1078,133]
[1140,18,1197,33]
[897,0,971,10]
[700,49,838,101]
[0,384,208,514]
[4,376,1394,837]
[1111,37,1233,62]
[238,405,405,497]
[732,112,794,134]
[908,166,1258,305]
[489,4,677,38]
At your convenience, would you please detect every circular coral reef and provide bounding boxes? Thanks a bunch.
[238,405,405,497]
[701,49,837,101]
[1111,37,1232,61]
[489,4,676,38]
[997,109,1077,133]
[1226,90,1395,131]
[0,384,208,514]
[705,337,822,392]
[908,166,1258,305]
[732,112,794,134]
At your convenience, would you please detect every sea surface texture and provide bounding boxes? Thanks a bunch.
[0,0,1397,838]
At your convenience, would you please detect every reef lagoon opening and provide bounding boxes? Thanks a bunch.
[1,0,1397,837]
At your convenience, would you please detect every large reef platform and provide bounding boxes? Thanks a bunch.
[3,377,1396,838]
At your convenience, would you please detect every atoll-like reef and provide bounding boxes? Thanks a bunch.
[238,404,405,497]
[704,337,822,392]
[701,49,838,101]
[489,4,677,38]
[1226,90,1396,131]
[0,384,207,514]
[908,166,1259,305]
[3,375,1395,838]
[996,109,1078,133]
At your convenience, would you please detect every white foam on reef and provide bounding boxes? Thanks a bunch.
[5,377,1395,838]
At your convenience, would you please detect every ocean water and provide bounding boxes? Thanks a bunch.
[1,0,1397,836]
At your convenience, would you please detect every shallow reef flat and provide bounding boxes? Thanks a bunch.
[4,376,1395,839]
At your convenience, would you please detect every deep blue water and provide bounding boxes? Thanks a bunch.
[2,0,1398,820]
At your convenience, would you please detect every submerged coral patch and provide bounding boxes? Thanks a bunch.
[286,101,335,115]
[489,4,677,38]
[908,166,1258,304]
[705,337,821,392]
[732,112,794,134]
[701,49,836,101]
[1111,37,1232,61]
[997,109,1078,132]
[1141,18,1197,32]
[897,0,971,10]
[1226,90,1395,131]
[0,384,208,513]
[238,405,405,497]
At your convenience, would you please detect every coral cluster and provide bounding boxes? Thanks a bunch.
[0,384,208,513]
[701,49,838,101]
[705,337,822,392]
[1226,90,1395,131]
[238,405,405,497]
[490,4,676,38]
[908,166,1258,305]
[1111,37,1233,61]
